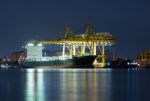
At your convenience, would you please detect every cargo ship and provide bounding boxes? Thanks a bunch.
[18,24,117,68]
[18,42,96,68]
[19,55,96,68]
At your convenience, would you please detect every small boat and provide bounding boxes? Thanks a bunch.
[105,58,138,68]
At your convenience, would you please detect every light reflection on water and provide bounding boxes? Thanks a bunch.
[0,68,150,101]
[25,69,45,101]
[23,68,114,101]
[25,69,35,101]
[21,68,114,101]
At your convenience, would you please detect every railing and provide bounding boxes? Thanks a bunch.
[26,55,72,62]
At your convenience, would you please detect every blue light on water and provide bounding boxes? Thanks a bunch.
[25,69,45,101]
[0,68,149,101]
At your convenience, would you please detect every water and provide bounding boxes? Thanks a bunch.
[0,68,150,101]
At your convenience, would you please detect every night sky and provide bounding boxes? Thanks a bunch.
[0,0,150,58]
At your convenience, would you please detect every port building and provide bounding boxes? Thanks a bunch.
[136,50,150,67]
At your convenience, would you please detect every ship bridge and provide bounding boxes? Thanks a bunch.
[40,24,117,67]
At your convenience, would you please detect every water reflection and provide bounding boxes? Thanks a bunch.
[37,69,45,101]
[6,68,149,101]
[25,69,35,101]
[24,68,113,101]
[25,69,45,101]
[127,71,139,101]
[57,68,112,101]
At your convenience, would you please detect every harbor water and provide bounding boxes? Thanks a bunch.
[0,67,150,101]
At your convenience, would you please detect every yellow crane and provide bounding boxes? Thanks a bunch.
[40,23,117,67]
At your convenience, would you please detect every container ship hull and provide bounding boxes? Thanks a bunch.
[20,59,73,68]
[20,55,96,68]
[72,55,97,65]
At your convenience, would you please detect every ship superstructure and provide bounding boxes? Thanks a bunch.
[25,42,44,61]
[25,41,71,61]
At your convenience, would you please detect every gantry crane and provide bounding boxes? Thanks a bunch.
[40,23,117,67]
